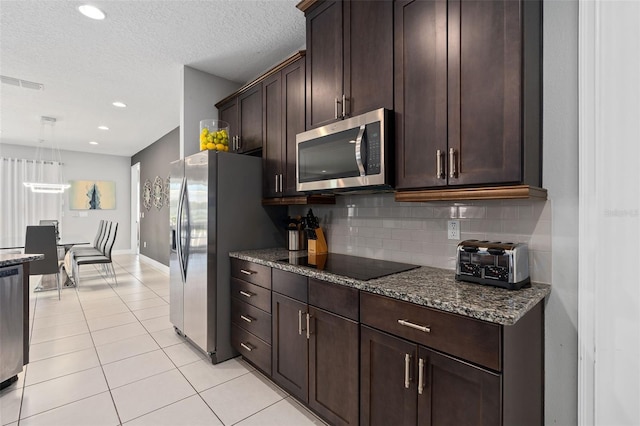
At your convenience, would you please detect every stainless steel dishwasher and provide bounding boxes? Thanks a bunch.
[0,264,24,389]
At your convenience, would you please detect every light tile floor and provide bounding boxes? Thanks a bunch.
[0,254,326,426]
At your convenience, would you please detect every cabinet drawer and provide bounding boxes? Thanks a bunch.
[231,259,271,289]
[231,277,271,313]
[360,292,502,371]
[231,323,271,375]
[231,298,272,344]
[308,278,359,321]
[272,268,308,302]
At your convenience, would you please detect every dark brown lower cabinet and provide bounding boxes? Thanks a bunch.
[360,325,500,426]
[272,292,308,402]
[308,306,359,426]
[272,277,360,426]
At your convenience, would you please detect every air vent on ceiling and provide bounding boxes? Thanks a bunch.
[0,75,44,90]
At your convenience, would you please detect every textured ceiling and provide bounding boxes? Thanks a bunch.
[0,0,305,157]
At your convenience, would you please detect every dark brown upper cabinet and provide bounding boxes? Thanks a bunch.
[216,84,263,154]
[303,0,393,130]
[263,56,306,198]
[395,0,542,191]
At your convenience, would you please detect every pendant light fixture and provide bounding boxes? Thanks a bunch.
[22,116,71,194]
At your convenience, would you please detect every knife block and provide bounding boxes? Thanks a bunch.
[308,227,328,256]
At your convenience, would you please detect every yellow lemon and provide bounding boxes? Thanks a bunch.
[206,142,215,150]
[215,143,225,151]
[224,145,229,151]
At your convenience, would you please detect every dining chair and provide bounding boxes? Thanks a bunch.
[69,220,107,257]
[73,222,118,290]
[24,225,61,300]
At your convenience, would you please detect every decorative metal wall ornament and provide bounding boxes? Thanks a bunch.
[142,179,152,210]
[153,176,164,209]
[164,175,170,208]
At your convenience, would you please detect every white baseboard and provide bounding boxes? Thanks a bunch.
[139,254,170,274]
[113,249,134,255]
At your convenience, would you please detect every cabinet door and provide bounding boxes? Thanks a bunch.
[394,0,448,189]
[218,97,238,146]
[263,73,283,197]
[306,0,343,129]
[447,0,522,185]
[417,347,501,426]
[238,85,263,153]
[272,292,308,402]
[309,307,359,426]
[344,0,393,118]
[361,326,417,426]
[282,58,306,196]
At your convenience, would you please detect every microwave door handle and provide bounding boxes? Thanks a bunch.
[354,125,366,176]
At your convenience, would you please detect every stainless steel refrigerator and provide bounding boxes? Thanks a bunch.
[169,151,282,364]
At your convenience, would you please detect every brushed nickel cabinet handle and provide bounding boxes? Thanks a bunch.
[298,310,303,335]
[275,174,279,193]
[306,313,311,339]
[398,319,431,333]
[404,354,411,389]
[418,358,425,395]
[240,342,253,352]
[449,148,457,178]
[436,149,445,179]
[279,174,283,193]
[240,315,254,323]
[240,269,255,275]
[342,94,347,118]
[239,290,253,298]
[237,136,241,151]
[335,98,340,119]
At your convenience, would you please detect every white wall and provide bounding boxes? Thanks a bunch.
[580,2,640,424]
[543,1,580,424]
[0,143,131,251]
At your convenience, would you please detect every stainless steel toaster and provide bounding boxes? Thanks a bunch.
[455,240,530,290]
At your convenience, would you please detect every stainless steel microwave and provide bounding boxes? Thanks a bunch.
[296,108,392,192]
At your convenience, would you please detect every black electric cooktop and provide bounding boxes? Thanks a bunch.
[277,253,419,281]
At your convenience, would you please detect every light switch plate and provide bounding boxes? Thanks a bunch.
[447,220,460,240]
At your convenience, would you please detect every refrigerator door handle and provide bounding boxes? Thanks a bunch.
[176,177,187,283]
[181,179,191,281]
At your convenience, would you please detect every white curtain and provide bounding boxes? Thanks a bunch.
[0,157,63,247]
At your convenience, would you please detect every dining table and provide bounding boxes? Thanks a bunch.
[0,236,90,292]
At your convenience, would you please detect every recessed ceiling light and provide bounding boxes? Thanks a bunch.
[89,141,99,145]
[112,101,127,108]
[98,125,109,130]
[78,5,106,20]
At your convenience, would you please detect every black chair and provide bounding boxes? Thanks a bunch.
[73,222,118,290]
[24,225,61,300]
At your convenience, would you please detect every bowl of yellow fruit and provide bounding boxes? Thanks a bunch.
[200,119,230,152]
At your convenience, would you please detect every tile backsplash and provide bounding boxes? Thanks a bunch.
[289,193,552,284]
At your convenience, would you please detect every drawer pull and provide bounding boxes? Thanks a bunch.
[306,313,311,339]
[418,358,425,395]
[240,315,254,323]
[240,269,255,275]
[298,310,303,335]
[240,342,254,352]
[398,319,431,333]
[239,290,253,298]
[404,354,411,389]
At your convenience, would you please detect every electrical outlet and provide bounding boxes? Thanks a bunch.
[143,241,147,248]
[447,220,460,240]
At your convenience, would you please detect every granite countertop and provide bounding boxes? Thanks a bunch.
[229,248,551,326]
[0,253,44,268]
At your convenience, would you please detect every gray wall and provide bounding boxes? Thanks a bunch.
[180,66,240,158]
[0,143,131,252]
[131,127,180,265]
[543,1,579,424]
